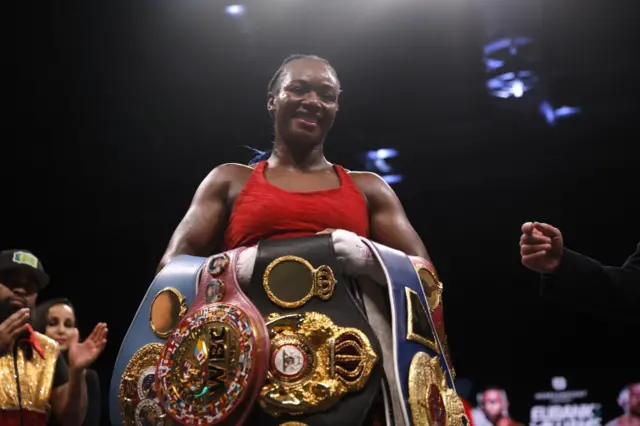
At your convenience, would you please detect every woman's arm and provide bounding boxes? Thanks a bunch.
[352,172,431,260]
[82,369,101,426]
[157,165,234,273]
[50,364,87,426]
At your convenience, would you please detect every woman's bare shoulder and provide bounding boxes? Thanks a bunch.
[204,163,255,182]
[346,170,388,191]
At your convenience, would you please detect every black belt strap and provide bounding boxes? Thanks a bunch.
[244,235,383,426]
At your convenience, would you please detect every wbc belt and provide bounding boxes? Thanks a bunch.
[110,249,270,426]
[243,235,383,426]
[360,240,468,426]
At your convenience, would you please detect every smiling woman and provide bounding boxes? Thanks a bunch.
[155,53,438,425]
[267,54,340,134]
[158,53,430,269]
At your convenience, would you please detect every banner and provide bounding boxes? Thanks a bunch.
[460,377,640,426]
[529,376,601,426]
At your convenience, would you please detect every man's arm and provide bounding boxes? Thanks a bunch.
[541,242,640,321]
[50,355,88,426]
[352,172,431,260]
[157,165,233,273]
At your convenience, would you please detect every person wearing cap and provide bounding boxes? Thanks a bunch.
[0,249,108,426]
[519,222,640,322]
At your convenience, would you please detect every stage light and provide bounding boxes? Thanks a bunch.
[553,106,581,118]
[539,101,581,125]
[512,80,524,98]
[483,37,535,73]
[372,148,398,160]
[484,37,538,99]
[364,148,403,185]
[486,71,537,99]
[382,175,403,184]
[225,4,246,16]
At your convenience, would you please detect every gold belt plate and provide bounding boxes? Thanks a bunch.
[408,351,468,426]
[260,312,378,417]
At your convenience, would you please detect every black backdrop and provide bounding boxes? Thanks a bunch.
[6,0,639,424]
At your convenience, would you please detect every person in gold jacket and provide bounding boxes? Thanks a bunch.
[0,249,108,426]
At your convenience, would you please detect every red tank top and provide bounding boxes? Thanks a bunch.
[224,161,369,250]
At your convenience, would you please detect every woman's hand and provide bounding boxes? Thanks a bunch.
[67,323,108,371]
[330,230,385,285]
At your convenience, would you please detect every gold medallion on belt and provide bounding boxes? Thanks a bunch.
[263,256,336,309]
[118,343,168,426]
[259,312,378,417]
[408,351,468,426]
[156,304,257,425]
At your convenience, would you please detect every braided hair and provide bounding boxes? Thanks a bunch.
[249,54,339,166]
[267,53,339,98]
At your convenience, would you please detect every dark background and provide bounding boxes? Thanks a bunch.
[6,0,638,424]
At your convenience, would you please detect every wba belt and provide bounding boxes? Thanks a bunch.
[361,240,468,426]
[243,234,384,426]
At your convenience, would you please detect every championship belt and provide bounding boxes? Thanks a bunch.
[410,256,455,381]
[243,235,384,426]
[360,240,469,426]
[110,250,270,426]
[111,235,466,426]
[110,255,203,426]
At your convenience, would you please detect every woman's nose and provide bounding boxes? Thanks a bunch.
[302,91,321,106]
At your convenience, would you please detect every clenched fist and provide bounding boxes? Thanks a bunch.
[520,222,564,274]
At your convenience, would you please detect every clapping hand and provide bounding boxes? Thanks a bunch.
[67,323,108,371]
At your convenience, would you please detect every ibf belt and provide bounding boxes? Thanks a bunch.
[110,255,203,426]
[360,240,468,426]
[243,235,383,426]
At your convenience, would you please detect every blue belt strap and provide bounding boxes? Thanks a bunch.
[362,240,457,426]
[109,255,205,425]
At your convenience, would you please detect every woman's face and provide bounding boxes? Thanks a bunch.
[45,303,76,351]
[269,59,340,146]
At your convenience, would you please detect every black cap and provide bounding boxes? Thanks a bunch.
[0,249,50,290]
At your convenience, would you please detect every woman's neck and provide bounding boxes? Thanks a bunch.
[270,137,329,171]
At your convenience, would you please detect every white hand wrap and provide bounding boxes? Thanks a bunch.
[233,230,387,288]
[235,246,257,288]
[331,229,386,286]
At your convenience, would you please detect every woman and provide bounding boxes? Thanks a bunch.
[33,298,101,426]
[158,53,430,270]
[158,54,435,425]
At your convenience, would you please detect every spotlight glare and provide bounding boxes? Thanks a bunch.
[225,4,245,16]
